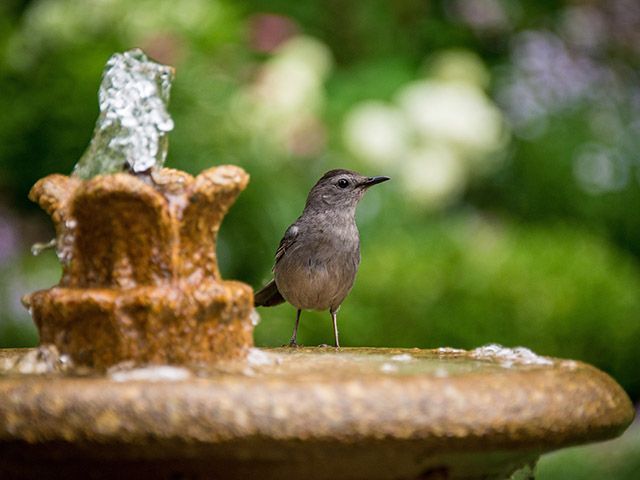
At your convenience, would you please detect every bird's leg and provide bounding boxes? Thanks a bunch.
[288,309,302,347]
[330,309,340,348]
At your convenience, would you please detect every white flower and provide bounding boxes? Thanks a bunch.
[233,35,333,157]
[250,36,332,120]
[397,80,504,155]
[401,144,466,208]
[427,49,490,88]
[253,55,323,117]
[343,101,409,166]
[275,36,333,80]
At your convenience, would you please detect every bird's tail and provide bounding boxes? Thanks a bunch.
[254,279,285,307]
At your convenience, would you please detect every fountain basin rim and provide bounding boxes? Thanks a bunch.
[0,347,633,454]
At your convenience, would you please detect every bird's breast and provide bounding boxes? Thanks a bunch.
[274,223,360,311]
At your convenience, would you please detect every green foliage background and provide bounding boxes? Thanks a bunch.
[0,1,638,478]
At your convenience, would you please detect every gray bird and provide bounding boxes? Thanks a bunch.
[254,169,390,347]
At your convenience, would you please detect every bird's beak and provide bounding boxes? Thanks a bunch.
[360,176,390,188]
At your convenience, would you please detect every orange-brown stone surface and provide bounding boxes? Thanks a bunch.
[23,166,254,368]
[0,347,634,479]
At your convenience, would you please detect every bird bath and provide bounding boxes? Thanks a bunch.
[0,50,634,479]
[0,346,634,479]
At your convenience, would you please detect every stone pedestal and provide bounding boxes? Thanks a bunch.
[23,166,254,368]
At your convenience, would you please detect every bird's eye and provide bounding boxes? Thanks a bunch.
[337,179,349,188]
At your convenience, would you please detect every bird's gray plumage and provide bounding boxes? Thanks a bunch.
[255,169,389,347]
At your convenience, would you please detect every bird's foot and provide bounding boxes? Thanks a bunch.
[286,339,300,348]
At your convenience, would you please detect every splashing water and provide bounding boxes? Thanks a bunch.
[246,348,280,366]
[390,353,414,362]
[108,365,192,382]
[250,309,261,326]
[31,238,56,256]
[470,343,553,367]
[73,49,175,179]
[0,345,72,374]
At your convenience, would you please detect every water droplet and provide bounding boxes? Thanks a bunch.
[31,238,56,256]
[250,309,261,326]
[390,353,413,362]
[247,348,276,366]
[380,363,398,373]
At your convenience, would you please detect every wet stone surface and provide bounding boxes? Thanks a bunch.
[24,166,255,368]
[0,345,634,479]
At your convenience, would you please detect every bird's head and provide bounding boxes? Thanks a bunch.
[304,169,390,212]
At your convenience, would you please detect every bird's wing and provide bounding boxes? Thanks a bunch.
[255,224,299,306]
[274,224,299,268]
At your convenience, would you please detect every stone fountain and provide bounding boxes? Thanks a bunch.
[25,50,254,368]
[0,50,634,479]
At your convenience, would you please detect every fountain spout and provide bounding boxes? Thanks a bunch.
[23,50,254,368]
